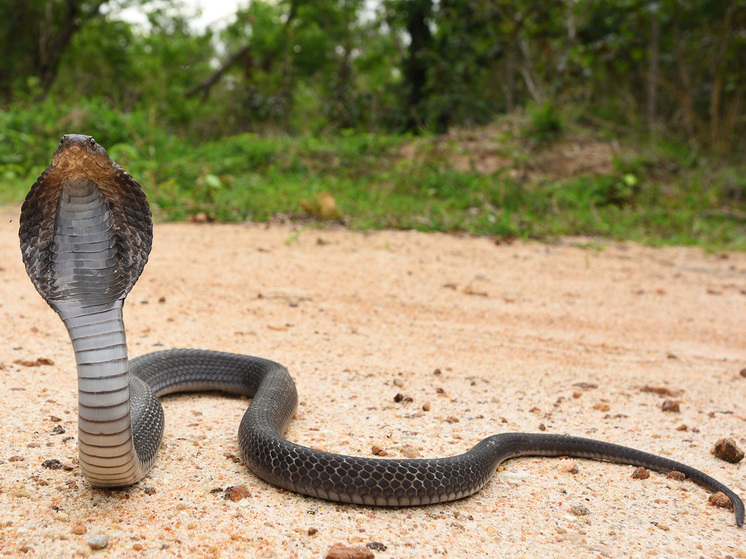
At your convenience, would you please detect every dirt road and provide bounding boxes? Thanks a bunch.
[1,205,744,557]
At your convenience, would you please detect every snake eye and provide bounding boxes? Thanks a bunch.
[59,137,65,145]
[89,138,96,148]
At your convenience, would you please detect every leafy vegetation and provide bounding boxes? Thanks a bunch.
[0,0,744,249]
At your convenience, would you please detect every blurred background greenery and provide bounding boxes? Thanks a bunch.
[1,0,744,248]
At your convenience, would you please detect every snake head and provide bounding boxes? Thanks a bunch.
[51,134,116,180]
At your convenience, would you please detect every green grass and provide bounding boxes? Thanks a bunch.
[1,100,744,250]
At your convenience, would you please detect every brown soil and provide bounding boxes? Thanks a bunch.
[401,120,618,180]
[0,205,744,557]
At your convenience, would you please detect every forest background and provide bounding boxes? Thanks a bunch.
[1,0,744,249]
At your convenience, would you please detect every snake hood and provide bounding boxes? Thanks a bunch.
[19,134,152,308]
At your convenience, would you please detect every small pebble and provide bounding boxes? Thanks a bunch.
[631,467,650,479]
[400,444,421,458]
[71,524,87,535]
[593,403,610,412]
[133,543,144,551]
[502,471,529,480]
[366,542,387,552]
[87,535,109,550]
[661,400,680,412]
[558,459,579,474]
[570,505,590,516]
[308,527,318,536]
[371,445,387,456]
[142,486,156,496]
[393,393,412,403]
[666,471,686,481]
[445,416,460,424]
[739,368,746,378]
[422,402,431,412]
[710,438,744,463]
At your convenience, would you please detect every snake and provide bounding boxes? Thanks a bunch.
[18,134,743,526]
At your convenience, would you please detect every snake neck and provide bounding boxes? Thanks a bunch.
[51,181,143,486]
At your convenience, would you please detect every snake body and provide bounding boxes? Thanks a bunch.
[19,135,743,525]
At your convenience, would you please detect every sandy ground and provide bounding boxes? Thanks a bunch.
[0,204,744,558]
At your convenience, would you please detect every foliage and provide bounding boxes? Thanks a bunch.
[1,99,743,249]
[2,0,743,149]
[528,102,563,142]
[0,0,744,250]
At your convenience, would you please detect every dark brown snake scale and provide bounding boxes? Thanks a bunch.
[18,134,743,525]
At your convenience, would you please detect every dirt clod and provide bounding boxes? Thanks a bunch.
[325,543,375,559]
[224,485,251,501]
[14,358,54,367]
[631,467,650,480]
[661,400,680,412]
[708,492,734,510]
[641,385,676,396]
[710,438,744,463]
[41,459,71,470]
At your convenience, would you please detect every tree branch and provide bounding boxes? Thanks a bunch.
[185,44,252,100]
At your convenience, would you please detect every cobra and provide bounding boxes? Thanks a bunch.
[18,134,743,526]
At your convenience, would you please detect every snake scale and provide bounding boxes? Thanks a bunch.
[18,134,743,526]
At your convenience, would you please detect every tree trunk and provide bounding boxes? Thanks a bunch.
[671,4,696,139]
[709,3,735,150]
[37,0,108,96]
[647,7,659,139]
[403,0,433,132]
